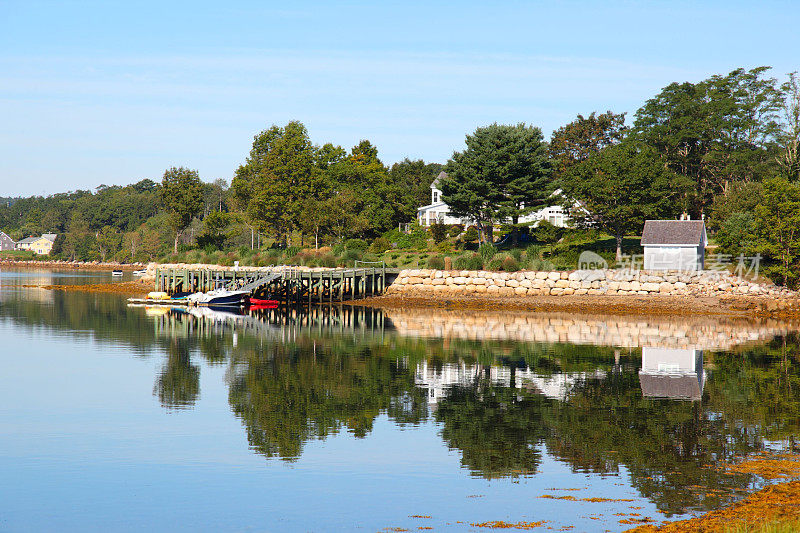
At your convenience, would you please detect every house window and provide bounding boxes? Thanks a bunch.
[433,191,439,203]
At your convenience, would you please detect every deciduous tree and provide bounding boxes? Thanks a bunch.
[160,167,204,253]
[562,140,688,261]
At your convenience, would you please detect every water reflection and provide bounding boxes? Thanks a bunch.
[640,348,706,401]
[3,288,800,518]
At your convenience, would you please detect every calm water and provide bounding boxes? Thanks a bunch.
[1,268,799,532]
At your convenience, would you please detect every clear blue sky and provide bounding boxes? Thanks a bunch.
[1,0,798,196]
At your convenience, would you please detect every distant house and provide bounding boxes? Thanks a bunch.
[16,234,57,255]
[0,231,15,251]
[641,220,706,271]
[639,347,706,401]
[416,171,569,227]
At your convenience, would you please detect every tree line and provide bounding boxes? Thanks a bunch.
[2,66,799,284]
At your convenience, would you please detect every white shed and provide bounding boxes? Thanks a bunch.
[641,220,706,271]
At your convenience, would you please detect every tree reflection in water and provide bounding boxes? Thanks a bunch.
[3,291,800,517]
[154,337,200,409]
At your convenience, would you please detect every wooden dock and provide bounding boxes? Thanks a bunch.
[154,263,399,305]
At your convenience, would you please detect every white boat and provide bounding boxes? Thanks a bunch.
[132,269,147,276]
[186,289,250,307]
[111,270,124,276]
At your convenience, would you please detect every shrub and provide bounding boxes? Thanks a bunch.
[463,226,480,243]
[369,237,391,253]
[342,249,362,264]
[526,244,542,260]
[501,255,520,272]
[453,252,484,271]
[534,221,562,245]
[487,258,503,271]
[286,245,301,257]
[479,243,496,264]
[332,243,346,255]
[426,255,445,270]
[448,224,464,238]
[345,238,368,251]
[510,248,523,261]
[429,222,448,243]
[319,254,337,268]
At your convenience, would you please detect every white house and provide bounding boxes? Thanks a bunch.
[416,172,569,228]
[638,347,705,401]
[640,220,706,271]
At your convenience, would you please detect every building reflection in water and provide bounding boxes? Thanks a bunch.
[414,360,607,409]
[639,347,706,401]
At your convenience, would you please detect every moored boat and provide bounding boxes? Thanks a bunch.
[249,297,280,307]
[187,289,250,307]
[111,270,123,276]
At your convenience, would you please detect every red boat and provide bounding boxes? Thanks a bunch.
[249,298,280,308]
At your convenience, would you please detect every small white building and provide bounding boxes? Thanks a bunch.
[641,220,706,271]
[416,172,569,228]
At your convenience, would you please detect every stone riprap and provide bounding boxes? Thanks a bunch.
[384,309,799,350]
[387,268,792,298]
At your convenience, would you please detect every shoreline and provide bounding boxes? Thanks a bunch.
[0,259,146,271]
[354,293,800,319]
[7,260,800,319]
[21,278,800,320]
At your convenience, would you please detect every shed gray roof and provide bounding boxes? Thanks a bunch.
[641,220,706,246]
[639,372,703,401]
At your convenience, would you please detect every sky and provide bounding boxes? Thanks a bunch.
[1,0,799,196]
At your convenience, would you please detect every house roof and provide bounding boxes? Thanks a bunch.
[17,236,39,244]
[0,231,14,242]
[42,233,57,242]
[431,171,447,188]
[641,220,706,246]
[639,372,703,401]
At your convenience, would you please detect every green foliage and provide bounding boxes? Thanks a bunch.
[382,225,428,250]
[426,254,445,270]
[753,176,800,287]
[440,123,552,241]
[388,158,443,217]
[462,226,480,243]
[478,243,496,263]
[453,252,484,270]
[716,211,758,256]
[448,224,464,238]
[369,237,391,253]
[161,166,205,253]
[232,121,320,243]
[344,238,368,251]
[196,211,231,250]
[533,220,562,245]
[429,221,448,243]
[561,140,688,258]
[549,111,628,179]
[633,67,782,216]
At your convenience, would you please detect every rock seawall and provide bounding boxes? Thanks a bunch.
[387,269,792,298]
